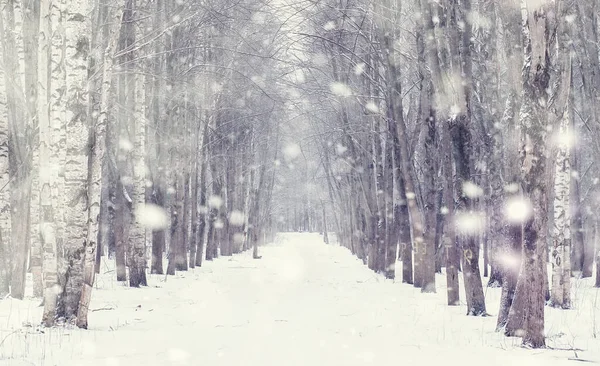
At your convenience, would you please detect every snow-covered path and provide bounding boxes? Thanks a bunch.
[1,233,597,365]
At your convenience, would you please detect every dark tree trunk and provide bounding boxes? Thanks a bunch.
[596,221,600,287]
[322,202,329,245]
[168,172,187,273]
[441,119,460,306]
[151,188,165,274]
[115,179,127,281]
[195,127,209,266]
[452,120,486,316]
[496,222,522,330]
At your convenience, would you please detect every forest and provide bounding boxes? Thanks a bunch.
[0,0,599,362]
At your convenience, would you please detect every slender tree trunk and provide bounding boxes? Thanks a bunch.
[38,0,57,326]
[572,144,590,277]
[150,0,165,275]
[23,0,42,299]
[195,126,209,266]
[115,179,128,281]
[550,52,572,309]
[60,0,91,321]
[442,118,459,306]
[0,0,13,297]
[595,221,600,287]
[5,0,31,301]
[128,10,148,286]
[77,2,124,326]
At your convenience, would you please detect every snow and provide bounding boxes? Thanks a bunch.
[335,143,347,155]
[282,143,301,161]
[323,21,336,31]
[454,211,485,235]
[365,101,379,114]
[552,128,577,149]
[135,204,170,230]
[1,233,599,365]
[462,181,484,198]
[354,63,366,76]
[207,195,223,209]
[329,82,353,97]
[504,196,533,224]
[228,210,246,226]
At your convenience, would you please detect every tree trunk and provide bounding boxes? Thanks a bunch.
[77,2,124,327]
[115,180,128,281]
[38,0,57,326]
[506,0,552,348]
[4,0,31,301]
[127,2,148,287]
[59,0,92,321]
[549,52,572,308]
[195,125,209,266]
[441,117,459,306]
[447,0,486,316]
[0,0,12,297]
[23,0,42,299]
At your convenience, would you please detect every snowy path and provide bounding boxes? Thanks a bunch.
[1,233,598,365]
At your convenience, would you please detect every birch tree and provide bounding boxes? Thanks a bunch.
[0,0,12,297]
[60,0,91,320]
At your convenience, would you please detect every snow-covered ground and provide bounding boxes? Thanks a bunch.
[1,232,599,365]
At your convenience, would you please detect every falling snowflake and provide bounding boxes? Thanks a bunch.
[283,143,301,161]
[450,104,461,119]
[323,21,336,30]
[354,63,366,75]
[365,101,379,113]
[330,82,352,97]
[504,196,532,224]
[462,181,483,198]
[335,143,347,155]
[135,203,170,230]
[498,252,521,270]
[119,138,133,152]
[553,127,577,149]
[454,211,484,235]
[229,210,246,226]
[208,195,223,209]
[504,183,520,193]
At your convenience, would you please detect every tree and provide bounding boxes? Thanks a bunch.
[505,0,555,348]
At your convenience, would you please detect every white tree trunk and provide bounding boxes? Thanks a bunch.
[550,49,573,308]
[28,0,44,300]
[37,0,60,326]
[551,112,572,308]
[1,0,29,300]
[62,0,91,321]
[128,1,147,287]
[49,0,67,302]
[0,0,12,296]
[76,2,124,328]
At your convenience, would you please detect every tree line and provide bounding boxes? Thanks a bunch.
[280,0,600,349]
[0,0,284,328]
